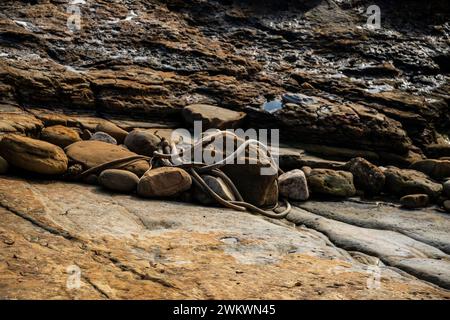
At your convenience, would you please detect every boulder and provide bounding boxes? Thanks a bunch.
[278,169,309,201]
[384,167,442,198]
[95,122,128,144]
[307,169,356,197]
[193,174,236,205]
[99,169,139,193]
[90,131,117,145]
[400,194,430,209]
[182,104,246,130]
[345,157,385,195]
[0,134,68,175]
[444,200,450,213]
[410,159,450,180]
[65,140,149,177]
[124,129,161,157]
[0,156,9,174]
[443,180,450,198]
[137,167,192,198]
[40,125,81,148]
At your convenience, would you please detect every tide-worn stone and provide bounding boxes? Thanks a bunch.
[0,134,68,175]
[384,167,442,198]
[183,104,246,130]
[278,169,309,201]
[307,169,356,197]
[40,125,81,148]
[95,122,128,144]
[65,140,149,177]
[194,175,236,205]
[124,129,161,157]
[443,180,450,198]
[345,157,385,195]
[0,156,9,174]
[137,167,192,198]
[400,194,430,209]
[410,159,450,180]
[90,132,117,145]
[99,169,139,193]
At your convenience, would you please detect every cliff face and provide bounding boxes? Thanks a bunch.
[1,0,449,161]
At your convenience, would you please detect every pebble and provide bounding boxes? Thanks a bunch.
[99,169,139,193]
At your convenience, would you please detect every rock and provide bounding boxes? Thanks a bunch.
[410,159,450,180]
[84,174,98,185]
[65,140,149,177]
[384,167,443,198]
[345,157,385,195]
[443,200,450,213]
[0,134,68,175]
[95,122,128,144]
[307,169,356,197]
[301,166,312,176]
[443,180,450,198]
[400,194,430,209]
[182,104,246,130]
[193,175,236,205]
[278,169,309,201]
[124,129,161,157]
[81,129,92,140]
[90,131,117,145]
[99,169,139,193]
[137,167,192,198]
[0,156,9,174]
[40,125,81,148]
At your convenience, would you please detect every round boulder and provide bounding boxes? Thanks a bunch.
[400,194,429,209]
[137,167,192,198]
[124,129,161,157]
[0,134,68,175]
[95,122,128,144]
[91,132,117,145]
[40,125,81,148]
[99,169,139,193]
[442,180,450,198]
[65,140,150,177]
[307,169,356,197]
[278,169,309,201]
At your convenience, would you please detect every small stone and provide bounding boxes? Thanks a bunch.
[182,104,246,130]
[443,200,450,213]
[307,169,356,197]
[90,131,117,145]
[99,169,139,193]
[278,169,309,201]
[0,156,9,174]
[345,157,385,195]
[400,194,429,209]
[95,122,128,144]
[442,180,450,198]
[0,134,68,175]
[124,129,161,157]
[194,175,236,205]
[40,125,81,148]
[137,167,192,198]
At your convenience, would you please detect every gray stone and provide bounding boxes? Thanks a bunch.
[90,131,117,145]
[95,122,128,144]
[194,174,236,205]
[99,169,139,193]
[400,194,429,209]
[124,129,161,157]
[278,169,309,201]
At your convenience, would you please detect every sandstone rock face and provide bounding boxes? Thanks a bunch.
[124,130,161,157]
[411,159,450,180]
[0,134,68,175]
[345,157,385,195]
[400,194,430,209]
[65,140,149,177]
[0,156,9,174]
[95,122,128,144]
[384,167,443,198]
[40,125,81,148]
[90,132,117,145]
[137,167,192,198]
[278,169,309,201]
[307,169,356,197]
[99,169,139,193]
[194,174,236,205]
[183,104,246,130]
